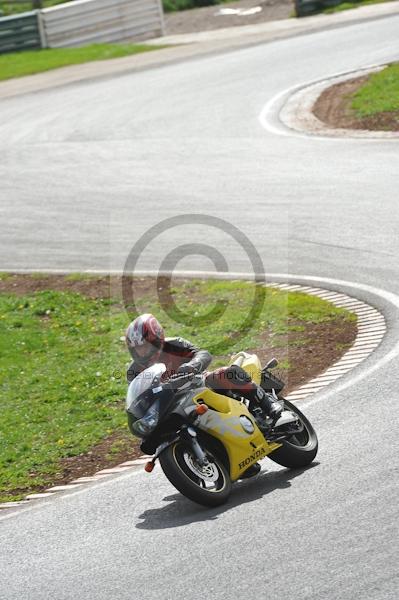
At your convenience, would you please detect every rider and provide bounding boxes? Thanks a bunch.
[126,313,283,415]
[125,313,212,382]
[125,314,283,475]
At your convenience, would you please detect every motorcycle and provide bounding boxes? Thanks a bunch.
[126,351,318,507]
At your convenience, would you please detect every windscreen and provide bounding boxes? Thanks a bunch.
[125,363,166,417]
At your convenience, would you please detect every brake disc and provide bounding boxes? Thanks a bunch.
[183,452,219,482]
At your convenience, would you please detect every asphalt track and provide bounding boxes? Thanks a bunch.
[1,12,399,600]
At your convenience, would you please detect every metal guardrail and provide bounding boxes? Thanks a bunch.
[0,0,164,53]
[41,0,164,48]
[0,11,41,53]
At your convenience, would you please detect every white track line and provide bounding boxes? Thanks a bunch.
[258,63,397,141]
[0,467,146,521]
[273,282,386,403]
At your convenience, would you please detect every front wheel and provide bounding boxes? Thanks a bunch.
[159,442,232,507]
[268,399,318,468]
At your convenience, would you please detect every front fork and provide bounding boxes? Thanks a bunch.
[144,425,208,473]
[180,426,208,466]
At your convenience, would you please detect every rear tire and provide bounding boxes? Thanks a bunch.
[268,399,318,468]
[160,442,232,507]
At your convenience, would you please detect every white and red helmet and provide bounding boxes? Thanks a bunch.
[126,314,165,365]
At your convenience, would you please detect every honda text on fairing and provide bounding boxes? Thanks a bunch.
[126,352,318,507]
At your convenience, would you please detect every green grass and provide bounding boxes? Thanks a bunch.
[162,0,215,11]
[105,436,132,461]
[350,63,399,117]
[0,43,161,82]
[0,0,223,15]
[64,273,96,282]
[322,0,393,14]
[162,0,239,13]
[0,280,355,501]
[158,279,355,355]
[0,1,72,17]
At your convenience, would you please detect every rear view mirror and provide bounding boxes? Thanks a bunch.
[265,358,278,370]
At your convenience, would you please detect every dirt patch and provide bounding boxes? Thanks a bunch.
[58,430,142,479]
[164,0,293,35]
[255,317,355,394]
[313,75,399,131]
[0,273,154,301]
[1,273,357,499]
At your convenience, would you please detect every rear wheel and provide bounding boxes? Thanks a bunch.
[160,442,232,507]
[267,399,318,468]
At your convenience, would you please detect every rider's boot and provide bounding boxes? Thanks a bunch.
[240,389,282,479]
[253,386,283,421]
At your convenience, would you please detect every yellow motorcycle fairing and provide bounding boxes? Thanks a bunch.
[192,386,282,482]
[229,350,264,384]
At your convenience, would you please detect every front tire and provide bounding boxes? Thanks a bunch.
[160,442,232,507]
[268,399,318,468]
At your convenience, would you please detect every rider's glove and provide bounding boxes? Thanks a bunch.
[177,363,197,375]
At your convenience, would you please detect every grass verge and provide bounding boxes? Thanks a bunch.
[322,0,393,14]
[0,276,356,502]
[0,1,66,17]
[0,43,162,82]
[0,0,228,16]
[350,63,399,117]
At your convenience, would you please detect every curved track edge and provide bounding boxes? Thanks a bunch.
[0,273,387,510]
